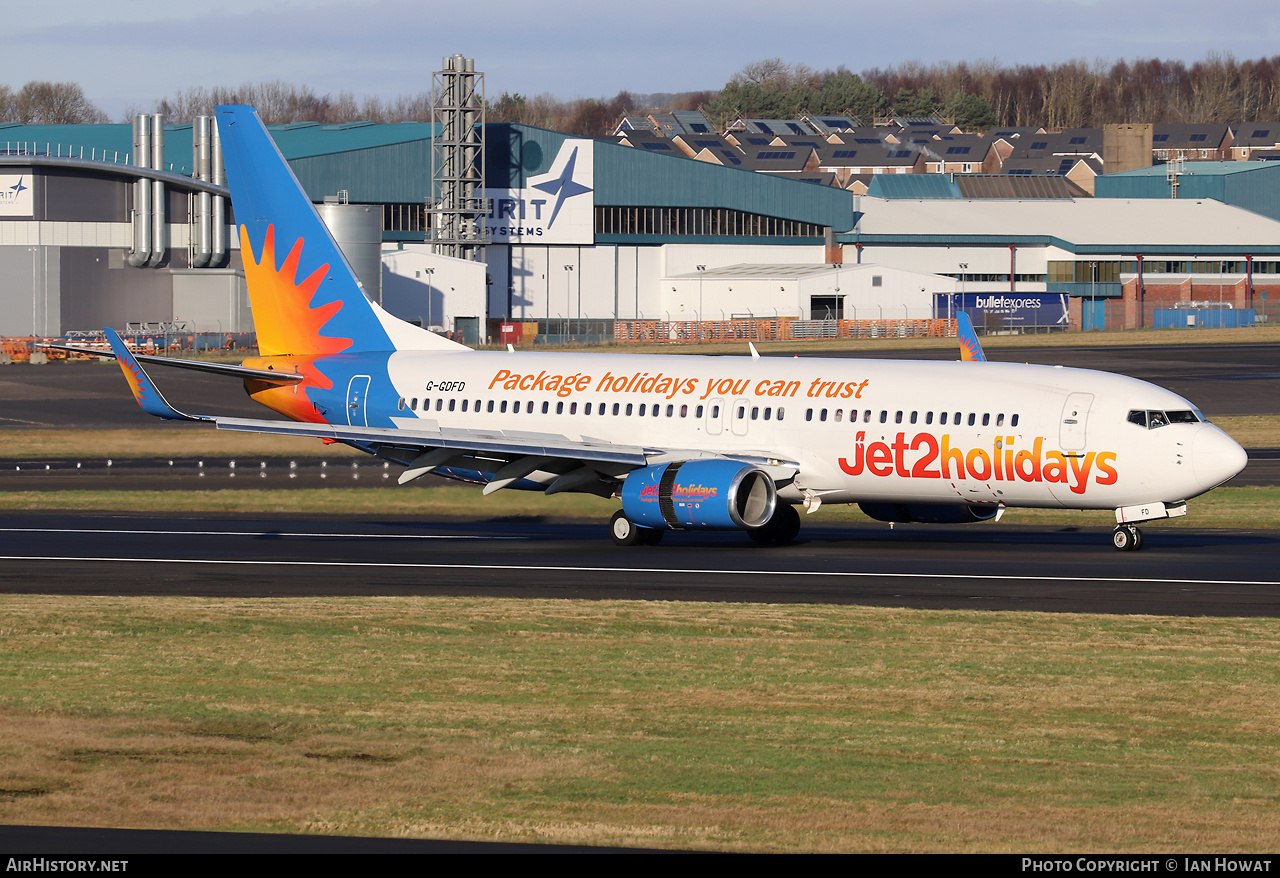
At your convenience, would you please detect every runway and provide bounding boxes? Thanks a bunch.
[3,513,1279,617]
[2,340,1278,618]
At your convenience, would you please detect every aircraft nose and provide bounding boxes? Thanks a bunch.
[1192,425,1248,491]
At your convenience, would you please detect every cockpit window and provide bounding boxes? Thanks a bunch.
[1129,409,1203,430]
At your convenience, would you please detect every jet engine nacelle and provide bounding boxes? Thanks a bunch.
[859,502,999,524]
[621,460,777,531]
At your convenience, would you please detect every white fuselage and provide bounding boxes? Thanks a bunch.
[367,349,1244,511]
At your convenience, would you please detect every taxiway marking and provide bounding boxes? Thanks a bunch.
[2,555,1276,588]
[0,527,517,540]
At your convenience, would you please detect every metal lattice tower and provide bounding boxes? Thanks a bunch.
[429,54,486,260]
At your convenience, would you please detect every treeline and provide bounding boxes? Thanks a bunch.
[137,53,1280,136]
[140,81,714,134]
[714,54,1280,130]
[8,53,1280,134]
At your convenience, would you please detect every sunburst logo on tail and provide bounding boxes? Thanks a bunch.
[241,224,353,358]
[119,352,149,406]
[241,224,354,423]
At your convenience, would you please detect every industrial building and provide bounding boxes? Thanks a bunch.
[6,75,1280,342]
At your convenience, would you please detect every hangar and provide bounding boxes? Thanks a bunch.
[6,102,1280,341]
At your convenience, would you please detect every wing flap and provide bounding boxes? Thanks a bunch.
[213,416,652,466]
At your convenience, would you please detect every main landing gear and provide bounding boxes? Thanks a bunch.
[607,504,802,547]
[1112,524,1144,552]
[748,504,801,546]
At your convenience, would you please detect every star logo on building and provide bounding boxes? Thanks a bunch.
[532,147,591,228]
[9,176,26,195]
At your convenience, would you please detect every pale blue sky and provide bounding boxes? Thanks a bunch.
[8,0,1278,120]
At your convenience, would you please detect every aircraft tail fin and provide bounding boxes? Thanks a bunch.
[214,105,468,357]
[956,311,988,362]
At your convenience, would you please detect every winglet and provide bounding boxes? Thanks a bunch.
[103,328,209,421]
[956,311,987,362]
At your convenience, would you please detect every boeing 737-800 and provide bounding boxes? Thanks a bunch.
[54,105,1248,551]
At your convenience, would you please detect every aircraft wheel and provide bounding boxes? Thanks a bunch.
[771,504,801,545]
[749,504,801,545]
[609,510,644,547]
[640,526,665,546]
[1112,525,1141,552]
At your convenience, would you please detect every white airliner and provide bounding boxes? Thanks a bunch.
[57,106,1248,551]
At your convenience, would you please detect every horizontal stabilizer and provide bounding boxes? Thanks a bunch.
[36,341,304,384]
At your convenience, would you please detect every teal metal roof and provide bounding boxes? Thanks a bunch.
[265,121,440,160]
[0,118,854,232]
[1096,161,1280,223]
[1100,161,1259,178]
[866,175,961,199]
[593,137,854,232]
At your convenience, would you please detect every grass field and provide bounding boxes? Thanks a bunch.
[0,596,1277,852]
[5,328,1277,850]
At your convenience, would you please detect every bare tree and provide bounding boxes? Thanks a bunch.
[10,81,106,124]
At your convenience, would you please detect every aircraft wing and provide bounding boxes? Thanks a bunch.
[215,416,652,466]
[101,328,795,495]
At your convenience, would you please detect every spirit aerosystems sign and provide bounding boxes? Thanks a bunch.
[483,140,593,245]
[0,175,33,216]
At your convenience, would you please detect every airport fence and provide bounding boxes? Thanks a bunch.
[2,331,258,362]
[613,318,956,344]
